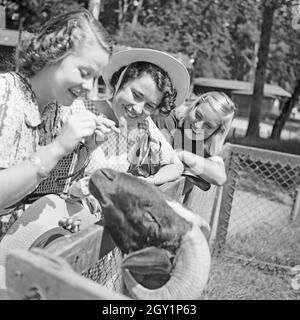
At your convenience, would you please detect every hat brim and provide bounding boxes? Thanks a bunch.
[103,48,190,108]
[0,195,97,267]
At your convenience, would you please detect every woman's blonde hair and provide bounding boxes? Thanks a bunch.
[190,91,237,156]
[16,9,113,77]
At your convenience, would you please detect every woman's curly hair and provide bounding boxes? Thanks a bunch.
[16,9,113,77]
[110,61,177,117]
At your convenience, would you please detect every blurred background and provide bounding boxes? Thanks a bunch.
[1,1,300,151]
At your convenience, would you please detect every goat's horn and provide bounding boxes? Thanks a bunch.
[122,225,211,300]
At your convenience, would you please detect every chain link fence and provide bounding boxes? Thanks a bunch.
[82,246,124,293]
[213,143,300,275]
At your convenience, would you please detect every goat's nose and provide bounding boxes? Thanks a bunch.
[100,168,116,181]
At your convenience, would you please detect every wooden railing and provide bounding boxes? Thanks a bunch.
[5,176,207,300]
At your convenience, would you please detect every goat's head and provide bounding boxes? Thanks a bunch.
[89,168,211,300]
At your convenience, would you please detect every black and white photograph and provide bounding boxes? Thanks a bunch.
[0,0,299,305]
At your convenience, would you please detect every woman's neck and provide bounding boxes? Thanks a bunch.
[29,71,54,114]
[99,99,119,125]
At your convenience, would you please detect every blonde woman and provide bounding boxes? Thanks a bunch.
[0,9,114,274]
[153,91,236,187]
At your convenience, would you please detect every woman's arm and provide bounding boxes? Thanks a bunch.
[177,150,227,186]
[0,110,108,211]
[145,163,183,185]
[144,118,184,185]
[0,142,64,211]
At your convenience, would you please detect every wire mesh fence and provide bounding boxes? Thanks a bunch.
[213,143,300,275]
[81,246,125,294]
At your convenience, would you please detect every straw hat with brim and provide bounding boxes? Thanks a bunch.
[0,195,96,267]
[103,48,190,108]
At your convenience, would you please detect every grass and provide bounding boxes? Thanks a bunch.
[227,221,300,267]
[201,255,299,300]
[201,217,300,300]
[237,172,294,205]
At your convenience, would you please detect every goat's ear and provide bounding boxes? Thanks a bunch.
[121,247,173,276]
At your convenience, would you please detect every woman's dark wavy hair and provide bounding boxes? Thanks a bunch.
[110,61,177,117]
[16,9,113,77]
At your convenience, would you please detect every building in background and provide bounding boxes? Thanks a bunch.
[193,77,291,119]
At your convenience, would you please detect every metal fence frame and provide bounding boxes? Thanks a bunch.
[212,143,300,271]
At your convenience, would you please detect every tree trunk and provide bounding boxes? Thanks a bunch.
[131,0,144,31]
[270,79,300,139]
[88,0,101,99]
[118,0,123,30]
[248,42,259,82]
[245,2,276,138]
[118,0,129,36]
[88,0,101,20]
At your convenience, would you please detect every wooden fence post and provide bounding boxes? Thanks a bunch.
[0,5,6,29]
[291,188,300,221]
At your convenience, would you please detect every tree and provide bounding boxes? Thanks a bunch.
[246,0,296,137]
[88,0,101,20]
[270,80,300,139]
[88,0,102,99]
[246,0,277,138]
[227,0,260,81]
[2,0,85,31]
[266,1,300,138]
[112,0,234,79]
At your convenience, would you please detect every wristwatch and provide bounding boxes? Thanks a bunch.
[28,154,50,180]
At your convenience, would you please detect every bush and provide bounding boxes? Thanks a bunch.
[226,136,300,156]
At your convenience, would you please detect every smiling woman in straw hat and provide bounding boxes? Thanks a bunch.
[67,47,190,198]
[59,47,191,229]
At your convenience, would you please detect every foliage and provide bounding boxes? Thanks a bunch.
[226,136,300,155]
[1,0,86,31]
[112,0,234,79]
[226,0,261,81]
[267,4,300,91]
[2,0,300,135]
[3,0,299,88]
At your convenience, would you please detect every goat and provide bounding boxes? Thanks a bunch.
[89,168,211,300]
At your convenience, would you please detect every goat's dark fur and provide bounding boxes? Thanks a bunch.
[89,168,193,288]
[89,169,192,255]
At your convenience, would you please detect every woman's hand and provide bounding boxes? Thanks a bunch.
[53,110,98,156]
[176,150,199,169]
[69,177,91,199]
[85,115,120,151]
[52,111,119,156]
[58,216,82,233]
[95,114,120,139]
[177,150,227,185]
